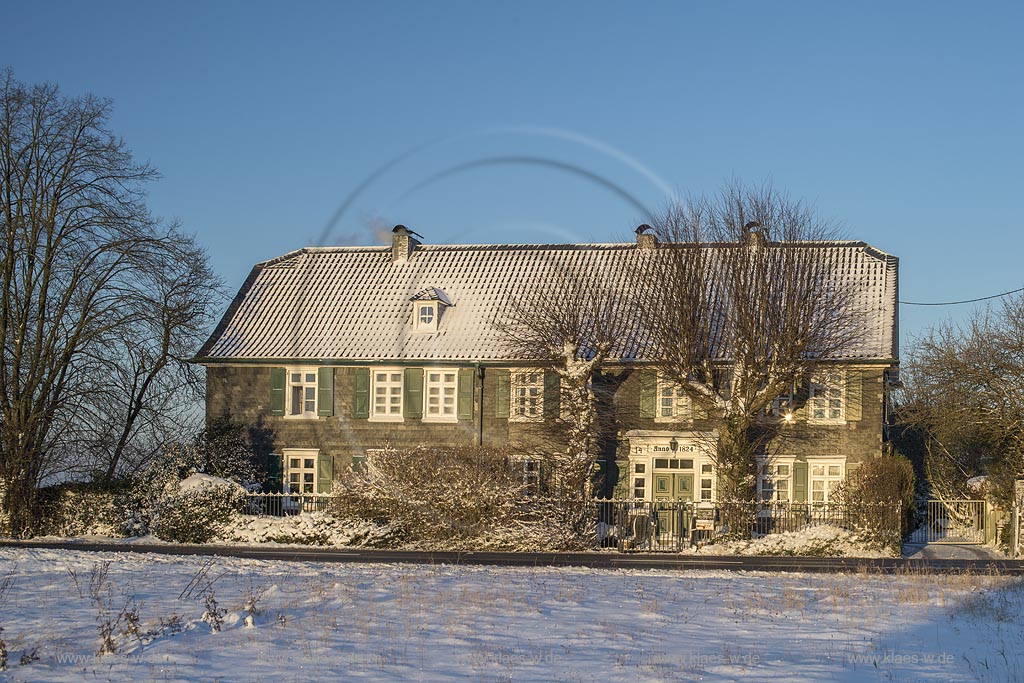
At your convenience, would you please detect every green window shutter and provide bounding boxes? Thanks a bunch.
[404,368,424,419]
[792,461,808,503]
[351,454,367,473]
[317,367,334,417]
[846,370,862,421]
[544,371,560,420]
[639,370,656,419]
[353,367,370,419]
[316,453,334,493]
[266,452,283,493]
[269,367,286,416]
[495,369,511,419]
[457,369,475,420]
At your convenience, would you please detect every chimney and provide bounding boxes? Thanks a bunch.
[635,224,657,250]
[742,220,769,249]
[391,224,421,262]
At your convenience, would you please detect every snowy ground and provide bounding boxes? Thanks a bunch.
[0,548,1021,683]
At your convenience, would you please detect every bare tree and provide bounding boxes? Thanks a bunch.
[0,71,217,534]
[79,235,223,481]
[898,297,1024,507]
[641,181,862,502]
[499,265,639,498]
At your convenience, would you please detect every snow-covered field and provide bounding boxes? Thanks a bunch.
[0,548,1020,683]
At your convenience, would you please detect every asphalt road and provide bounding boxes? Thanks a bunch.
[2,539,1022,574]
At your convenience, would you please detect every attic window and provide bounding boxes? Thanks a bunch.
[410,287,452,333]
[415,303,437,331]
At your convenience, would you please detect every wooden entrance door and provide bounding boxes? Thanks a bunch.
[652,473,693,545]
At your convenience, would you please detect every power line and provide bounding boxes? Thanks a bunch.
[899,286,1024,306]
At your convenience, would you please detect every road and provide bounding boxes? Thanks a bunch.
[2,539,1022,574]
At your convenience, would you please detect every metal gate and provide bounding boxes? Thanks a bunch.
[911,499,987,544]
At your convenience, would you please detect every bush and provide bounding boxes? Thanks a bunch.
[149,474,247,543]
[833,452,915,552]
[331,446,586,550]
[34,482,130,538]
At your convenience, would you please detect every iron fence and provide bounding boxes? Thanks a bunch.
[240,493,903,552]
[595,499,904,552]
[244,492,334,517]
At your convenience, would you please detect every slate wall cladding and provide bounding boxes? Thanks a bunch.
[207,363,888,488]
[206,365,562,477]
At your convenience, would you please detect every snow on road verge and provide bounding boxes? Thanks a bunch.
[0,547,1020,683]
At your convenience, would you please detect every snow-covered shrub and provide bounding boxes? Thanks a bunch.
[833,453,915,553]
[149,474,247,544]
[331,446,587,550]
[702,525,891,557]
[121,423,265,538]
[34,483,127,538]
[218,511,402,547]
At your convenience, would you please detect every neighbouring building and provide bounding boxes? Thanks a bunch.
[196,226,899,503]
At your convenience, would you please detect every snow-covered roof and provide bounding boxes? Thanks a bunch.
[411,287,453,306]
[197,241,898,364]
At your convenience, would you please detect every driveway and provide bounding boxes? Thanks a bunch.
[902,542,1005,560]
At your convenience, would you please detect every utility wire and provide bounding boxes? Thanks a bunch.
[899,286,1024,306]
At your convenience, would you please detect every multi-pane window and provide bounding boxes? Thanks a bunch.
[767,384,795,419]
[416,303,437,331]
[419,305,434,326]
[655,376,691,422]
[632,463,646,499]
[424,370,458,422]
[809,372,844,422]
[288,370,317,417]
[285,450,318,493]
[810,462,844,503]
[513,458,542,494]
[759,462,792,502]
[372,370,403,419]
[510,372,543,421]
[700,463,714,501]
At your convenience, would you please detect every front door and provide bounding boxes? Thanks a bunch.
[652,473,693,546]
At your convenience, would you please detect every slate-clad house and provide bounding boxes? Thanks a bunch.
[196,226,899,503]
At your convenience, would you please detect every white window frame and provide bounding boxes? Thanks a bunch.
[632,462,647,499]
[414,302,438,332]
[765,382,796,420]
[810,459,845,503]
[654,375,691,423]
[285,367,319,419]
[423,368,458,423]
[627,451,717,502]
[369,368,404,422]
[283,448,320,494]
[509,456,542,494]
[808,370,845,424]
[699,461,715,502]
[509,371,544,422]
[757,457,795,502]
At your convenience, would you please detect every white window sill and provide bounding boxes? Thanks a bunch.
[508,416,544,423]
[807,418,846,425]
[422,415,459,424]
[283,413,319,420]
[368,415,404,423]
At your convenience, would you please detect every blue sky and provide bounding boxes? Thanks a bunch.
[3,1,1022,342]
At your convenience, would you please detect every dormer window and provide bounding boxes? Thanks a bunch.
[417,303,436,331]
[411,287,452,333]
